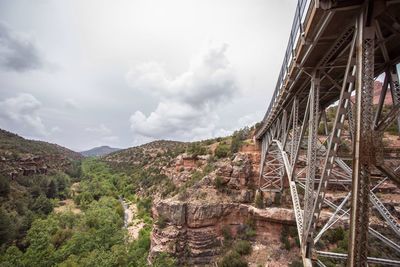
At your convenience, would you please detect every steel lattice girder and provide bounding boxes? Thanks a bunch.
[256,1,400,266]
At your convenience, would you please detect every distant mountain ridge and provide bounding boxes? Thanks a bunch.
[80,145,121,157]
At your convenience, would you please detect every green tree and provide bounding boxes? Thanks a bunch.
[46,180,58,199]
[0,174,10,196]
[54,172,70,199]
[31,194,53,215]
[230,135,242,154]
[219,251,248,267]
[23,217,58,267]
[65,160,82,180]
[153,252,177,267]
[215,142,230,158]
[0,246,24,267]
[74,191,94,209]
[0,208,15,245]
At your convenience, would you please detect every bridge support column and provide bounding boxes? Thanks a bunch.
[348,8,375,267]
[303,71,319,261]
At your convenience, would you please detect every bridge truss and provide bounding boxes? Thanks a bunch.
[256,0,400,266]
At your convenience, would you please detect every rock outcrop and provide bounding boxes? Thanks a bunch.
[150,200,296,265]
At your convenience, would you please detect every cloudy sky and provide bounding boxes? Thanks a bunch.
[0,0,296,151]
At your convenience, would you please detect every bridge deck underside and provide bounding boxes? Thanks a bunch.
[257,2,400,138]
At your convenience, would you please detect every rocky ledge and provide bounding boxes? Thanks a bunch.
[149,200,295,265]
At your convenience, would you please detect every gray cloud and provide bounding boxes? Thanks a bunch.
[0,22,43,72]
[0,0,297,150]
[85,123,112,135]
[0,93,48,137]
[127,43,238,142]
[64,98,79,109]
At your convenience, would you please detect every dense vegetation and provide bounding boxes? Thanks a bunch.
[0,158,176,267]
[185,126,252,160]
[0,169,78,249]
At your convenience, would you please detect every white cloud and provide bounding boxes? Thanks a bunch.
[127,43,238,142]
[0,93,48,136]
[84,123,112,135]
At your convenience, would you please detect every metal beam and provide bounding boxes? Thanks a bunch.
[348,10,374,266]
[303,71,319,259]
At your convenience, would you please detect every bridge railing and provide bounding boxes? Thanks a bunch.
[262,0,312,126]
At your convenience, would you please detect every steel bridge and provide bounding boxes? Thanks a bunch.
[255,0,400,266]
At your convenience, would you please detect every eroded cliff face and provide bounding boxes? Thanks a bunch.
[149,200,296,265]
[148,143,301,266]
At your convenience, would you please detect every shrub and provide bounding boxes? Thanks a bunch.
[386,121,399,135]
[325,227,345,244]
[219,251,248,267]
[156,215,168,229]
[337,229,349,251]
[137,197,152,218]
[244,228,257,239]
[215,143,230,158]
[230,136,242,154]
[186,143,208,157]
[161,180,176,197]
[283,237,291,250]
[74,191,94,209]
[152,252,177,267]
[214,176,224,192]
[203,163,215,174]
[233,240,252,255]
[288,226,298,238]
[222,225,232,241]
[237,218,257,240]
[191,171,203,182]
[295,236,300,247]
[254,192,264,208]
